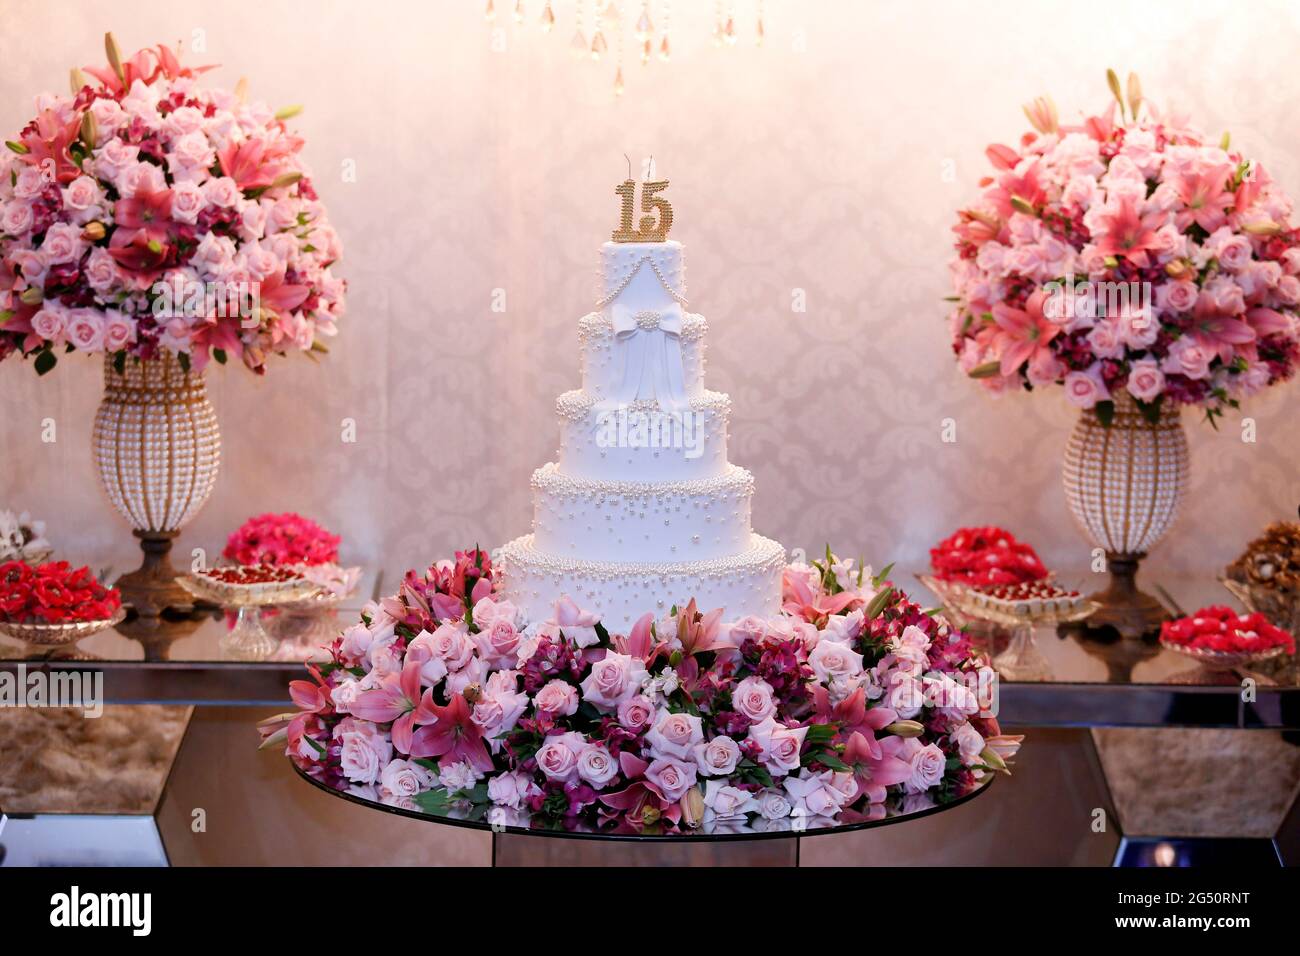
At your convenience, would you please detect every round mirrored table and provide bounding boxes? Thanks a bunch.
[292,762,995,865]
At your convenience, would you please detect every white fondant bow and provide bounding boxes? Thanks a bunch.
[606,302,688,410]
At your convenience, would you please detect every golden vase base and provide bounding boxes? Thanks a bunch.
[116,531,200,620]
[1080,553,1169,640]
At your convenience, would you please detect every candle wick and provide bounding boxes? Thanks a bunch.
[624,153,632,180]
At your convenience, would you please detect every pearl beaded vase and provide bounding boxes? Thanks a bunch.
[92,353,221,617]
[1062,392,1189,639]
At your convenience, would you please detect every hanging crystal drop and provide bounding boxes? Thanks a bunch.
[514,0,525,23]
[756,16,764,46]
[614,67,625,96]
[658,34,671,61]
[724,17,736,45]
[570,28,587,52]
[636,10,653,39]
[591,30,607,59]
[540,0,555,31]
[641,37,652,64]
[485,0,496,21]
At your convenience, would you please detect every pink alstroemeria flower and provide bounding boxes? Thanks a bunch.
[989,289,1060,377]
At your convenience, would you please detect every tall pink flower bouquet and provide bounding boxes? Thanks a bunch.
[0,35,345,375]
[265,548,1019,833]
[948,72,1300,425]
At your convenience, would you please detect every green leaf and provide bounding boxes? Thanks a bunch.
[967,361,1002,379]
[213,348,228,365]
[872,562,895,588]
[804,723,836,745]
[413,789,452,814]
[178,351,191,374]
[33,349,57,376]
[1095,400,1115,428]
[112,350,126,375]
[818,751,850,771]
[1136,395,1162,425]
[413,758,440,772]
[864,585,895,620]
[0,309,13,326]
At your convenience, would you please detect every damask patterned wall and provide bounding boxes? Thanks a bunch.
[2,0,1297,582]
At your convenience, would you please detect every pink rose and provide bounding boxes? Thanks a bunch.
[645,709,704,760]
[536,731,586,783]
[721,614,769,648]
[1,200,34,236]
[783,770,853,817]
[30,306,66,342]
[1063,365,1110,408]
[488,770,539,809]
[807,640,864,684]
[1205,227,1253,271]
[167,131,216,178]
[644,756,696,802]
[63,175,103,212]
[203,176,241,209]
[1125,359,1165,402]
[905,741,948,793]
[39,222,85,265]
[1161,336,1213,380]
[533,679,579,718]
[101,310,136,352]
[579,651,647,712]
[951,722,986,767]
[703,780,755,818]
[170,181,206,224]
[474,616,522,668]
[576,744,619,788]
[1158,279,1199,315]
[335,718,393,785]
[117,160,166,199]
[693,735,741,776]
[1086,319,1124,359]
[379,758,434,800]
[65,309,106,352]
[747,717,808,775]
[732,676,776,723]
[617,694,655,731]
[84,247,122,295]
[426,622,475,671]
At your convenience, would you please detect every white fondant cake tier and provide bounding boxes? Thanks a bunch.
[530,462,754,562]
[497,533,786,630]
[555,389,731,481]
[577,310,708,403]
[598,240,685,311]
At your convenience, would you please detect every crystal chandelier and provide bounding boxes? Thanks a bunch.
[484,0,766,97]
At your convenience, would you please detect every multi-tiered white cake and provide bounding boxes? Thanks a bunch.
[499,228,786,628]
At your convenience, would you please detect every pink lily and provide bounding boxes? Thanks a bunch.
[675,598,726,657]
[83,43,216,97]
[612,612,661,664]
[844,730,913,805]
[1091,194,1164,268]
[597,752,679,828]
[217,137,298,192]
[16,109,82,184]
[989,288,1060,377]
[408,692,493,772]
[350,660,432,754]
[1171,163,1235,233]
[781,570,861,625]
[1190,294,1255,360]
[257,268,311,317]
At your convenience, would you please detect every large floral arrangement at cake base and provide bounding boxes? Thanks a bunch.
[948,72,1299,427]
[0,35,345,374]
[265,548,1020,832]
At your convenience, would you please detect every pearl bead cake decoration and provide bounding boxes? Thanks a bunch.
[499,219,786,624]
